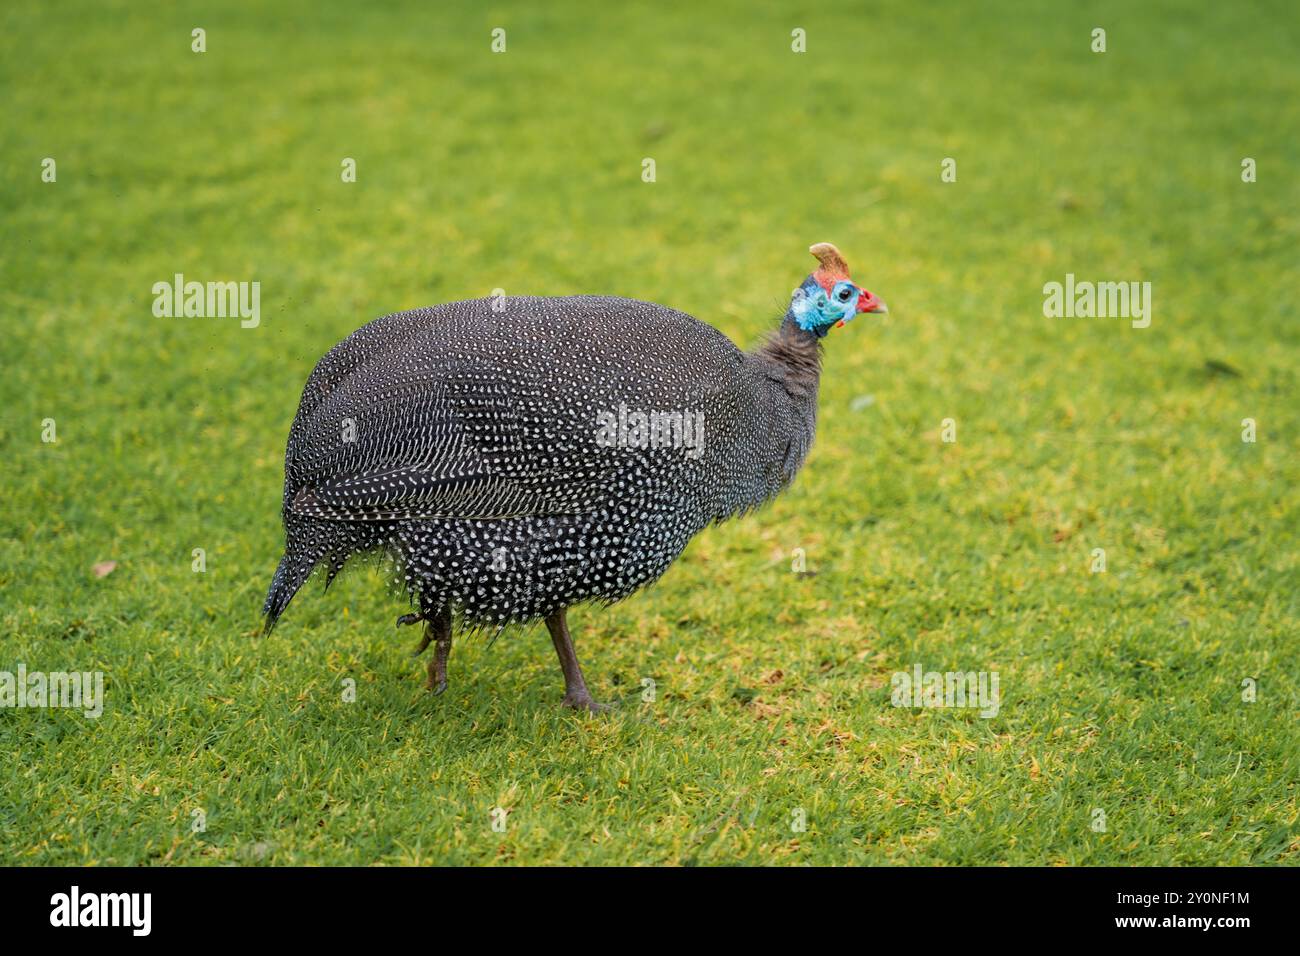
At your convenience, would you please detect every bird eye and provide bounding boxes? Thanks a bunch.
[837,287,852,301]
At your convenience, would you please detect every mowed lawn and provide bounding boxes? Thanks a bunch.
[1,0,1297,865]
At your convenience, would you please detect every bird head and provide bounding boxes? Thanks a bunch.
[789,242,887,337]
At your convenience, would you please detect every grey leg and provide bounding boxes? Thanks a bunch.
[544,609,607,712]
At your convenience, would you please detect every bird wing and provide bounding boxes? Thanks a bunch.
[282,296,750,523]
[287,360,610,522]
[291,468,569,521]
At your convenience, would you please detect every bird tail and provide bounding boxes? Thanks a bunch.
[261,552,314,633]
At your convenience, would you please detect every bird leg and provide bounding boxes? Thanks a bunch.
[402,606,453,695]
[427,612,453,696]
[544,609,607,712]
[397,611,433,655]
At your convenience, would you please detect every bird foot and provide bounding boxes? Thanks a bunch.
[399,613,436,657]
[562,692,612,713]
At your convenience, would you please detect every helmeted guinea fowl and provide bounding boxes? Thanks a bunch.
[262,243,887,710]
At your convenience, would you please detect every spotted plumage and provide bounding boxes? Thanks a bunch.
[262,243,886,709]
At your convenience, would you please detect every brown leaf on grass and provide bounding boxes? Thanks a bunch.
[813,720,856,747]
[92,561,117,578]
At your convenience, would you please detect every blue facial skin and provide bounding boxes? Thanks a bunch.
[790,276,858,337]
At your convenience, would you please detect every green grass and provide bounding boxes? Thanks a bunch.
[1,0,1297,865]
